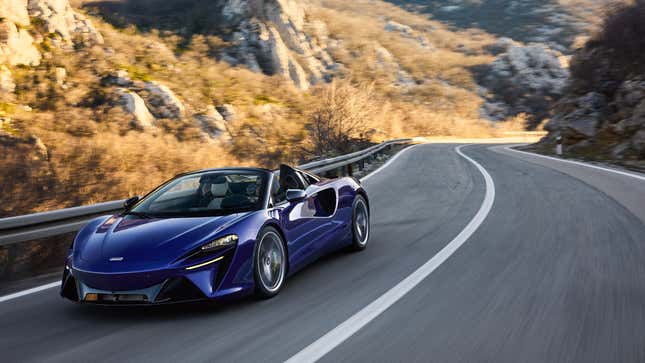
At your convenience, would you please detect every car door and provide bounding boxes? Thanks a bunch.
[273,166,336,272]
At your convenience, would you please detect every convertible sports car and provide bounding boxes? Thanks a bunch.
[60,165,370,304]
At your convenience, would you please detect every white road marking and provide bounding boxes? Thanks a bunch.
[0,143,421,305]
[360,144,420,182]
[285,145,496,363]
[504,145,645,182]
[0,281,60,303]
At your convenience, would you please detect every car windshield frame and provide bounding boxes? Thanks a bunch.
[128,169,270,218]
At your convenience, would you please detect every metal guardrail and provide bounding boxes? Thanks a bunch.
[0,139,411,247]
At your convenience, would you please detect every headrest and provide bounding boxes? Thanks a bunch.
[210,182,228,197]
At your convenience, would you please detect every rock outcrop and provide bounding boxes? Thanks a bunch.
[545,76,645,158]
[27,0,103,45]
[218,0,337,89]
[117,88,155,129]
[0,20,41,66]
[479,43,569,126]
[544,49,645,159]
[0,0,30,26]
[0,66,16,94]
[215,104,237,122]
[372,42,415,87]
[143,82,185,119]
[384,20,432,49]
[193,105,229,139]
[1,0,103,69]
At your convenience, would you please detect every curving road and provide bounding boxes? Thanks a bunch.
[1,144,645,363]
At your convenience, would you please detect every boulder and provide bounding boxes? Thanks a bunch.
[0,66,15,94]
[102,69,133,87]
[143,82,185,119]
[117,88,155,129]
[384,20,432,49]
[27,0,104,45]
[193,105,229,139]
[384,21,413,35]
[615,77,645,109]
[0,20,41,66]
[216,104,237,121]
[480,43,570,124]
[0,0,30,26]
[54,66,66,85]
[546,92,606,140]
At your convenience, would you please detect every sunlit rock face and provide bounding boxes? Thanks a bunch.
[142,82,185,119]
[0,0,30,26]
[28,0,104,45]
[0,20,41,66]
[0,0,104,69]
[0,0,39,67]
[117,88,156,129]
[218,0,337,90]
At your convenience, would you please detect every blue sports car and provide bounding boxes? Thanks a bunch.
[61,165,370,304]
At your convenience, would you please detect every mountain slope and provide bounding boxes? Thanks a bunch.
[387,0,616,53]
[1,0,513,216]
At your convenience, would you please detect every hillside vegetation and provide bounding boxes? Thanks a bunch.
[387,0,619,53]
[1,0,524,217]
[541,0,645,167]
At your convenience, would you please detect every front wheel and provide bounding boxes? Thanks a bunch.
[253,227,287,299]
[351,195,370,251]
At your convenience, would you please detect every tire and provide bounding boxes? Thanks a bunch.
[253,226,287,299]
[351,195,370,251]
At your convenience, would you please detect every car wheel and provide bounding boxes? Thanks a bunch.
[254,227,287,299]
[351,195,370,251]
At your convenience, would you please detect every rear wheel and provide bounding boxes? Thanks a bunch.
[351,195,370,251]
[253,227,287,299]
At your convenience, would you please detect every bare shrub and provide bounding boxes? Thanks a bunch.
[569,0,645,93]
[307,82,376,156]
[596,0,645,66]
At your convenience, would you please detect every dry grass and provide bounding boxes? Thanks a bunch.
[1,0,529,216]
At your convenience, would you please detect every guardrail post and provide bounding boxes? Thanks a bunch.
[347,163,353,176]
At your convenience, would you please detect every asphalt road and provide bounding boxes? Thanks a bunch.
[1,143,645,363]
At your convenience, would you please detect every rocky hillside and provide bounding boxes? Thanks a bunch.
[540,1,645,164]
[388,0,624,127]
[1,0,516,216]
[389,0,617,53]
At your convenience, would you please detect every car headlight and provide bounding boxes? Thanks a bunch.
[201,234,238,251]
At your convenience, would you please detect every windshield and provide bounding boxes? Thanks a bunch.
[130,170,268,217]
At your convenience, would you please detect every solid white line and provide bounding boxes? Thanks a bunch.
[360,144,421,182]
[0,144,418,305]
[285,145,496,363]
[504,145,645,182]
[0,281,59,303]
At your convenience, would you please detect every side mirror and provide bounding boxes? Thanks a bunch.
[286,189,307,203]
[123,196,140,210]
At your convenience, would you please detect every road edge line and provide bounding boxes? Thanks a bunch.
[360,144,420,182]
[285,144,496,363]
[503,145,645,182]
[0,281,60,303]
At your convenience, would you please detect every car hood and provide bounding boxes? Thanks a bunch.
[75,213,246,271]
